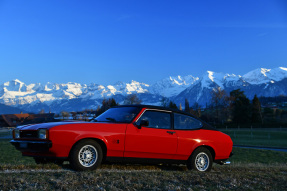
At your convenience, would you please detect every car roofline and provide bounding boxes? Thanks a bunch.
[112,104,185,114]
[111,104,216,130]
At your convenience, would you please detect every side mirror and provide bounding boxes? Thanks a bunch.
[134,120,149,129]
[140,120,149,127]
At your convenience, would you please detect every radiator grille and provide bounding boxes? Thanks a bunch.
[20,131,38,138]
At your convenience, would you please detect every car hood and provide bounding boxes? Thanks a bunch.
[18,121,86,131]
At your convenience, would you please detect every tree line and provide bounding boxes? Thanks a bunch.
[58,89,287,127]
[179,88,287,127]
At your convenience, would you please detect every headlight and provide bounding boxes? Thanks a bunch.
[38,129,49,139]
[13,129,20,139]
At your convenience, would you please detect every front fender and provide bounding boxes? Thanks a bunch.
[74,134,108,147]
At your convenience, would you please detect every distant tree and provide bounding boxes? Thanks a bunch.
[211,87,229,122]
[96,98,119,116]
[61,111,70,120]
[179,103,182,111]
[160,97,169,107]
[70,112,76,120]
[251,95,263,124]
[83,112,88,121]
[192,102,200,110]
[184,99,190,113]
[168,101,178,110]
[39,109,45,114]
[275,109,282,118]
[230,89,251,123]
[263,107,273,115]
[124,94,142,105]
[191,102,201,117]
[110,98,117,107]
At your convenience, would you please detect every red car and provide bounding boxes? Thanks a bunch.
[10,105,233,172]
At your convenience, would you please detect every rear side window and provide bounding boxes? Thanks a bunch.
[174,113,202,130]
[136,110,171,129]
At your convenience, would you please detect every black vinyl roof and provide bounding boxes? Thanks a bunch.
[114,104,191,115]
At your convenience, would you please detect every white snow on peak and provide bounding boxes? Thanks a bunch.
[201,71,226,89]
[207,71,215,82]
[200,71,243,89]
[224,74,240,81]
[83,80,150,99]
[243,67,287,84]
[125,80,149,94]
[267,67,287,82]
[3,79,27,92]
[1,67,286,107]
[150,75,199,97]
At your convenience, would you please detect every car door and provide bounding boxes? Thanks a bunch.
[124,109,178,159]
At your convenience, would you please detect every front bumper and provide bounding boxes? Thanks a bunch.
[10,140,52,152]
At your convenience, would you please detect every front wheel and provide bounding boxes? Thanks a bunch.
[187,147,213,172]
[69,140,103,171]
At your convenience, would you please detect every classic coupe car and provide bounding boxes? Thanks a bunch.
[10,105,233,172]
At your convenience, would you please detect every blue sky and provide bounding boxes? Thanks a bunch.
[0,0,287,85]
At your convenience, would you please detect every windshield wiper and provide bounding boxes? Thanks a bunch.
[105,117,117,122]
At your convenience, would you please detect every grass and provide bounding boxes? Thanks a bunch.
[1,139,287,168]
[221,128,287,148]
[0,129,12,138]
[1,139,287,190]
[1,166,287,190]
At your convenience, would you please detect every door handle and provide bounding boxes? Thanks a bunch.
[167,131,176,135]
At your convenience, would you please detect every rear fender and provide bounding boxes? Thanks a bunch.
[190,143,216,160]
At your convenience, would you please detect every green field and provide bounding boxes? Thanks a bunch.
[0,129,12,138]
[1,138,287,168]
[1,139,287,168]
[221,128,287,148]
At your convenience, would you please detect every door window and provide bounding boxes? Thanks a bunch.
[136,110,171,129]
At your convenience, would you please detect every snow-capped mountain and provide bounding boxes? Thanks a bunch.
[149,75,199,97]
[174,67,287,106]
[242,67,287,85]
[0,67,286,113]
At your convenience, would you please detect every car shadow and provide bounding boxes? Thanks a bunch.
[60,163,187,172]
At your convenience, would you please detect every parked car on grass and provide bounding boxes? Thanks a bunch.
[10,105,233,172]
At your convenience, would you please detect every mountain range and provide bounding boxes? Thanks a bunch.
[0,67,286,114]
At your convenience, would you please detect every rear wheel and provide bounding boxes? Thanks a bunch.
[187,147,213,172]
[69,140,103,171]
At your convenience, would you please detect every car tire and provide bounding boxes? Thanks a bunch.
[187,147,213,172]
[69,140,103,171]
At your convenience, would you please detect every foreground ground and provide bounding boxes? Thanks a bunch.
[1,139,287,190]
[1,165,287,190]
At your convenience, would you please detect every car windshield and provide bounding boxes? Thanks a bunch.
[94,107,142,123]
